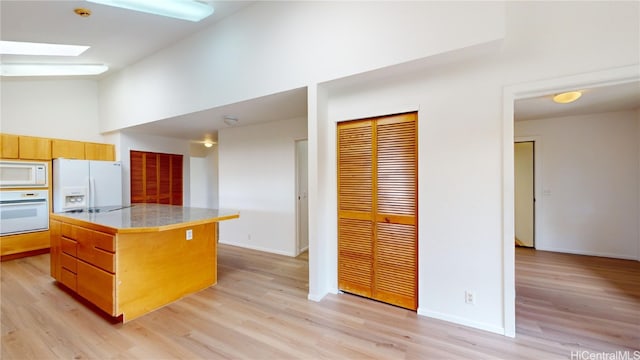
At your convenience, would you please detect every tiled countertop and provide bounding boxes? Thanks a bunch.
[50,204,239,233]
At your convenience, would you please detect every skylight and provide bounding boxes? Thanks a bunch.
[0,40,89,56]
[86,0,215,22]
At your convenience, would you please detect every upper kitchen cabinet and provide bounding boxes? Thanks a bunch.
[19,136,51,160]
[85,143,115,161]
[0,134,19,159]
[52,139,86,159]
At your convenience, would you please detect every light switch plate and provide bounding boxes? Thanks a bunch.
[186,229,193,240]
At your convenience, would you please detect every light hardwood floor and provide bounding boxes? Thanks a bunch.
[1,245,639,359]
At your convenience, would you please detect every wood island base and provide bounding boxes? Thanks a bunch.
[50,205,238,322]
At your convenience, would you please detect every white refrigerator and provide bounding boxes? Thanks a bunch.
[53,159,123,212]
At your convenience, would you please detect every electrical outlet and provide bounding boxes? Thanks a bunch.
[186,229,193,240]
[465,291,476,304]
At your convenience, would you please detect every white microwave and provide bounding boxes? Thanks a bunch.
[0,161,48,188]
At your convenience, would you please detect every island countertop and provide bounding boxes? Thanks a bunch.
[50,204,239,234]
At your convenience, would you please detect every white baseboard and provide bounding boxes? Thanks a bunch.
[536,246,639,261]
[218,240,296,257]
[417,308,505,336]
[308,292,327,302]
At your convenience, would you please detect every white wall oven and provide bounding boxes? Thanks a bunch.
[0,190,49,236]
[0,161,48,188]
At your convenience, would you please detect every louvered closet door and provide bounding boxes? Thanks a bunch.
[374,113,417,310]
[337,120,374,298]
[337,112,418,311]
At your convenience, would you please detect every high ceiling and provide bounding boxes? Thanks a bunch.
[1,1,638,141]
[0,0,253,75]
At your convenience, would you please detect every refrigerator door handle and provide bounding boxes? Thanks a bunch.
[89,176,96,209]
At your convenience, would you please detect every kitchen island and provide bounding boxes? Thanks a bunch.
[49,204,239,322]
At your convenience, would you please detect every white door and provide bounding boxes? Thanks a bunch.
[514,141,534,247]
[296,139,309,254]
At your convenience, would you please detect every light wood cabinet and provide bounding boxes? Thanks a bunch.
[0,133,19,158]
[1,231,50,258]
[50,207,233,322]
[85,142,115,161]
[50,219,116,314]
[337,112,418,310]
[18,136,51,160]
[52,139,86,159]
[1,133,115,162]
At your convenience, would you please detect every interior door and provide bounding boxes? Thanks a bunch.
[514,141,534,247]
[296,139,309,253]
[337,113,418,310]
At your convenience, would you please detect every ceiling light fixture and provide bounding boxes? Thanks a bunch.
[0,63,109,77]
[223,116,238,126]
[203,141,214,148]
[553,91,582,104]
[0,40,89,56]
[74,8,92,17]
[86,0,214,22]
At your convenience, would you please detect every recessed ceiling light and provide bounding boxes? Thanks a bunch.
[86,0,214,22]
[0,64,109,77]
[553,91,582,104]
[0,40,89,56]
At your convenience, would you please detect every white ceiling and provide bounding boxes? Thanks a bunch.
[0,0,254,74]
[1,1,638,142]
[515,81,640,121]
[124,87,309,142]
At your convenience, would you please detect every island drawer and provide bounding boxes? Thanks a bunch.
[60,252,77,273]
[61,238,77,257]
[61,223,73,238]
[77,260,115,315]
[78,244,114,273]
[91,230,115,252]
[60,267,77,292]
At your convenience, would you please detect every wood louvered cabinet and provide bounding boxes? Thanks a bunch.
[337,112,417,310]
[130,150,183,205]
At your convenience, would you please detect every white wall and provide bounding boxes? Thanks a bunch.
[515,110,639,259]
[118,132,191,206]
[0,79,106,142]
[189,144,218,209]
[218,117,307,255]
[317,1,639,335]
[98,1,505,132]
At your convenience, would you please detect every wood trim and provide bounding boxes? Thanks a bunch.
[0,248,49,262]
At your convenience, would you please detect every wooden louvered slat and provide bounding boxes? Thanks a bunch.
[158,154,171,204]
[338,121,372,213]
[130,151,183,206]
[374,222,417,309]
[145,153,158,203]
[337,120,373,298]
[130,151,145,203]
[337,112,417,311]
[171,155,183,205]
[338,218,373,297]
[377,117,416,216]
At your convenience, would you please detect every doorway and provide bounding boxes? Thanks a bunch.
[295,139,309,255]
[514,141,534,248]
[502,65,639,337]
